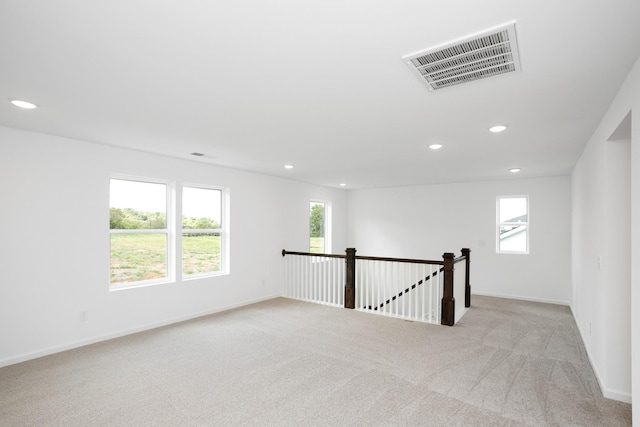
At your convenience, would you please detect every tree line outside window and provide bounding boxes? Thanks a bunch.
[310,201,330,254]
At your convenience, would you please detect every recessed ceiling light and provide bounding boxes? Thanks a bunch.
[428,144,443,150]
[509,168,521,173]
[9,99,37,109]
[284,164,294,169]
[339,183,347,187]
[489,125,507,133]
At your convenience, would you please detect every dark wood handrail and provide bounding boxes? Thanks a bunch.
[355,255,444,265]
[282,250,443,265]
[281,249,346,259]
[453,255,467,264]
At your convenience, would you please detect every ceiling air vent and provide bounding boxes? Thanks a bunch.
[402,21,521,91]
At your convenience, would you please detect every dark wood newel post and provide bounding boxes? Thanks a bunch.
[344,248,357,309]
[461,248,471,308]
[441,252,455,326]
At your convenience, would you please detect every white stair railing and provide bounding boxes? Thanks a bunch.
[282,251,345,307]
[281,248,471,326]
[356,259,443,324]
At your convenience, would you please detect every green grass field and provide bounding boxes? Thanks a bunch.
[309,237,325,254]
[182,234,221,275]
[110,233,220,284]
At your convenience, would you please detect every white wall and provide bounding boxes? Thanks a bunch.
[0,126,347,367]
[604,138,631,401]
[571,56,640,406]
[347,176,572,305]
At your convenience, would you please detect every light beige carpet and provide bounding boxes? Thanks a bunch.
[0,296,632,426]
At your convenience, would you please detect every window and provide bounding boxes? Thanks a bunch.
[309,201,331,254]
[109,176,228,289]
[110,178,171,286]
[497,196,529,254]
[182,186,224,277]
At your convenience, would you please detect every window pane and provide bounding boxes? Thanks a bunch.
[182,186,223,276]
[499,197,527,223]
[310,202,325,253]
[182,187,221,229]
[110,179,166,229]
[110,233,167,284]
[499,225,528,252]
[182,232,221,275]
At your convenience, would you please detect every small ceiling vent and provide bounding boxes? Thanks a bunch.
[402,21,521,91]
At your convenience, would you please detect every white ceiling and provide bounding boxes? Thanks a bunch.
[1,1,639,189]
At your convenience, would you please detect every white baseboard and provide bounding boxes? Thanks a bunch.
[567,306,632,404]
[471,290,570,306]
[0,294,281,369]
[602,388,632,404]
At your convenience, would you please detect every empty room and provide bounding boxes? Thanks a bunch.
[1,1,640,425]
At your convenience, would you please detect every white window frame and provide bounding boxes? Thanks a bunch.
[181,183,228,280]
[496,195,529,255]
[109,175,175,289]
[309,200,331,254]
